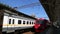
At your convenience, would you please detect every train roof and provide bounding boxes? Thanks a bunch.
[0,3,36,20]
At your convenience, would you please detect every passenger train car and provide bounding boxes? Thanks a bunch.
[0,4,36,33]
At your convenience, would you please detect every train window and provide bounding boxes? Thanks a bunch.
[30,21,31,24]
[12,19,14,24]
[18,20,21,24]
[23,21,25,24]
[37,20,44,24]
[32,22,33,24]
[27,21,28,24]
[9,19,11,24]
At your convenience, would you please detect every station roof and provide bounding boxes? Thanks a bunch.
[0,3,36,20]
[39,0,60,22]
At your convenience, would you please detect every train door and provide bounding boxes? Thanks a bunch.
[7,17,15,33]
[10,18,15,32]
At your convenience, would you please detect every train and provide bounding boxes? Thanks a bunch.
[0,3,50,34]
[33,18,50,32]
[0,4,36,34]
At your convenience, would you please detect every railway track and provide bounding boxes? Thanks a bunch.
[1,28,34,34]
[6,31,34,34]
[22,31,34,34]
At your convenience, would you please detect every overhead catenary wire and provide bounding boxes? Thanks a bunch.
[13,2,40,9]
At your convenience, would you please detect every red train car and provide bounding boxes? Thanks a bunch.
[33,18,50,32]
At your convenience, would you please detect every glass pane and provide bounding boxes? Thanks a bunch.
[23,21,25,24]
[18,20,21,24]
[9,19,11,24]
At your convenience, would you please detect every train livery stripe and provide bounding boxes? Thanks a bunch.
[2,24,34,26]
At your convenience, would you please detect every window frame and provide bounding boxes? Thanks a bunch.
[27,21,29,24]
[23,21,25,24]
[32,22,33,24]
[12,19,14,24]
[18,20,21,24]
[9,19,11,24]
[30,21,31,24]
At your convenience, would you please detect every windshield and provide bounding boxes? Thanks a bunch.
[36,20,45,24]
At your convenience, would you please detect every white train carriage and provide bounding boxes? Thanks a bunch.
[0,4,36,33]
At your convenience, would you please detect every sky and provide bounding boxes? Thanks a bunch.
[0,0,49,20]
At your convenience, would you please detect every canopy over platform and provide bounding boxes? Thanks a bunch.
[39,0,60,22]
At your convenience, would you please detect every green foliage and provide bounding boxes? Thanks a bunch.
[0,3,12,10]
